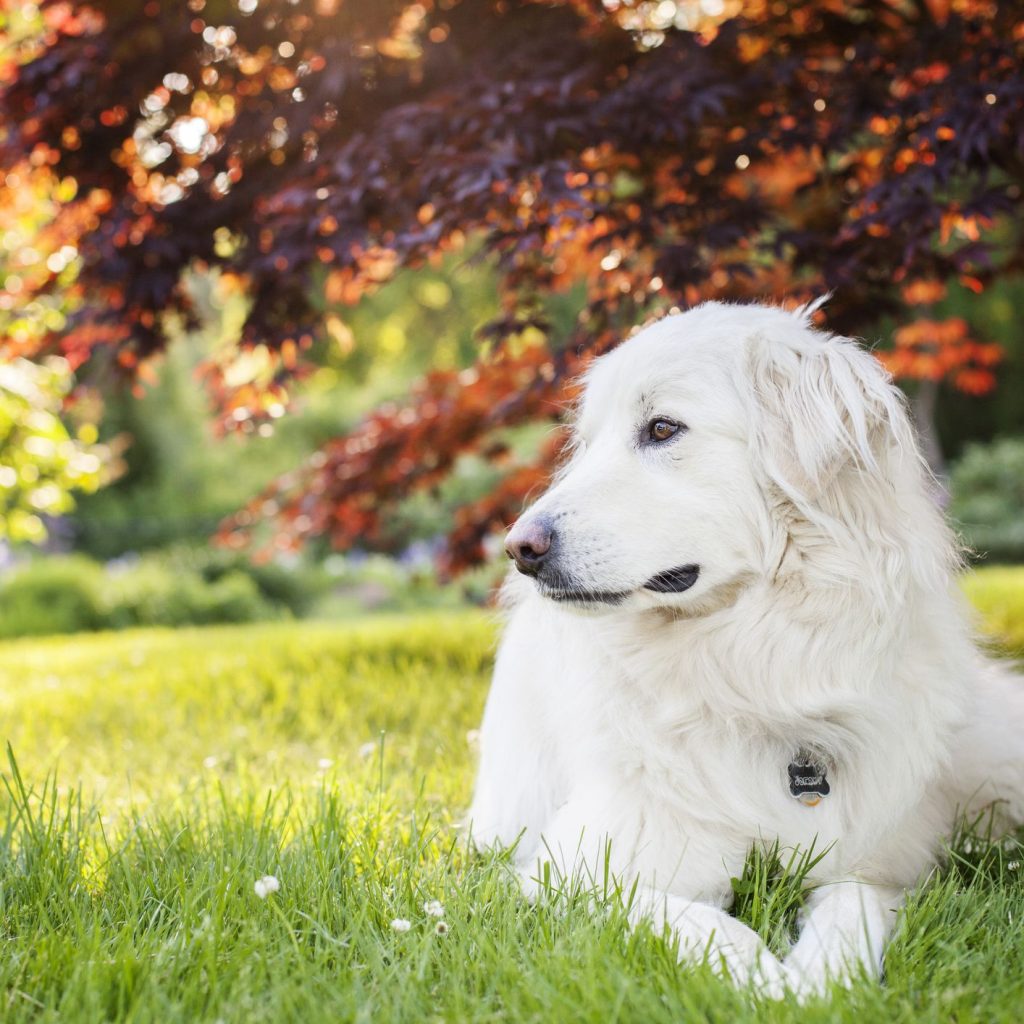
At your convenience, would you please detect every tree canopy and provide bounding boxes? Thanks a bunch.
[2,0,1022,566]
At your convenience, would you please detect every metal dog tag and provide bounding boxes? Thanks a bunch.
[788,750,831,807]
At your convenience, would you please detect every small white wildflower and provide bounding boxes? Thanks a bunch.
[434,921,449,936]
[203,755,219,769]
[465,729,481,747]
[390,918,411,933]
[423,899,445,918]
[317,757,334,770]
[358,741,377,760]
[254,874,280,899]
[1008,860,1020,871]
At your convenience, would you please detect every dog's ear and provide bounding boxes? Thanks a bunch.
[746,327,914,509]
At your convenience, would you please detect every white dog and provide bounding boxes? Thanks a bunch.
[468,301,1024,998]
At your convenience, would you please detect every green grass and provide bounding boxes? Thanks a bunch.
[0,576,1023,1022]
[963,564,1024,659]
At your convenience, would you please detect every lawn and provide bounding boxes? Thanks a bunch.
[0,573,1022,1023]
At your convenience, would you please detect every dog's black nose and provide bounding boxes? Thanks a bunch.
[505,518,554,577]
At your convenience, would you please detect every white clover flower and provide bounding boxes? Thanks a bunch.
[202,755,219,769]
[423,899,445,918]
[434,921,449,936]
[358,742,377,760]
[390,918,412,933]
[317,758,334,770]
[254,874,280,899]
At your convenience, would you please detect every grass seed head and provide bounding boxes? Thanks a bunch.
[254,875,280,899]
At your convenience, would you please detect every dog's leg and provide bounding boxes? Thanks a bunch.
[467,601,569,853]
[783,879,903,999]
[515,804,786,993]
[631,888,788,992]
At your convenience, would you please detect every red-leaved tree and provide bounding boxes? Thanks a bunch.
[2,0,1022,568]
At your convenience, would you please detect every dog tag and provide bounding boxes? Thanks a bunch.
[788,750,830,807]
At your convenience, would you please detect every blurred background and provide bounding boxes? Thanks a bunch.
[1,0,1023,639]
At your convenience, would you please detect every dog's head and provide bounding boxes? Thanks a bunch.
[505,301,921,613]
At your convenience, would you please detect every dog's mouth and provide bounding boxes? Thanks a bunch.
[536,564,700,605]
[536,583,628,606]
[642,564,701,594]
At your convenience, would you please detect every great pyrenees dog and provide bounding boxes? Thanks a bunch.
[468,301,1024,998]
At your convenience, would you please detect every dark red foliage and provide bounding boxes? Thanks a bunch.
[4,0,1023,564]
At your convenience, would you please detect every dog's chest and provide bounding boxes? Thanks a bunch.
[575,664,852,875]
[615,703,838,819]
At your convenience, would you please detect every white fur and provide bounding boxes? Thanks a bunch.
[468,302,1024,998]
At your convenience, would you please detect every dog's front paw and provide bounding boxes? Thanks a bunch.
[779,960,831,1002]
[781,952,872,1003]
[746,962,826,1003]
[682,932,789,997]
[745,955,841,1002]
[737,950,791,1000]
[516,868,544,903]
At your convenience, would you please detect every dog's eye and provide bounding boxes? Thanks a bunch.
[647,418,682,443]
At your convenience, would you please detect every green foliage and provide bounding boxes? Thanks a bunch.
[0,357,104,544]
[153,545,333,618]
[0,547,491,639]
[313,552,500,618]
[949,438,1024,563]
[0,608,1022,1022]
[729,841,830,958]
[315,251,515,382]
[933,277,1024,457]
[102,562,273,631]
[69,257,544,561]
[0,552,290,638]
[0,555,106,637]
[71,298,351,560]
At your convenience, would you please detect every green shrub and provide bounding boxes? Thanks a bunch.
[0,556,107,639]
[168,546,331,616]
[0,553,280,638]
[0,547,481,639]
[196,570,277,624]
[949,437,1024,563]
[104,562,275,629]
[312,552,498,618]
